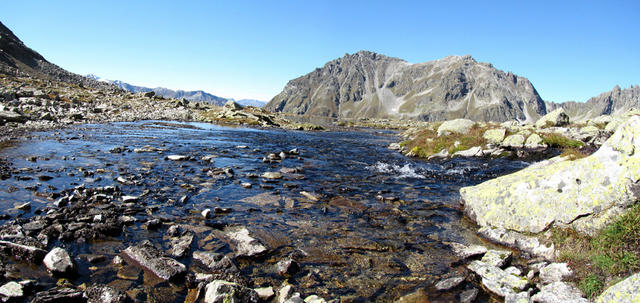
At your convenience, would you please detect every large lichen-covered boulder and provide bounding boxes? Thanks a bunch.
[437,119,476,136]
[596,273,640,303]
[460,115,640,235]
[483,128,506,145]
[535,108,570,128]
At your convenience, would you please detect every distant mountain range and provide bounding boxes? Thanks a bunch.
[85,75,266,107]
[266,51,639,122]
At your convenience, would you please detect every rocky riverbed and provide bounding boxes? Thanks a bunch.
[0,120,537,302]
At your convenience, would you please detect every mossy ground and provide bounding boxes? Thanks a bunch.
[551,203,640,299]
[401,124,491,158]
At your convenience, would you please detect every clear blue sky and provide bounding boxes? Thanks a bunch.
[1,0,638,102]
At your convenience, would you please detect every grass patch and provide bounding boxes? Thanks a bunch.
[402,124,490,158]
[560,147,588,160]
[542,133,584,148]
[553,203,640,299]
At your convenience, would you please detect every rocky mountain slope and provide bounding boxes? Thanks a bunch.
[546,85,640,121]
[0,21,114,90]
[266,51,548,123]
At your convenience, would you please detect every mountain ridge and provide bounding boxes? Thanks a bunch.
[266,50,547,123]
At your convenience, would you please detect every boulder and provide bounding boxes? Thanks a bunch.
[445,242,487,259]
[483,128,506,145]
[595,272,640,303]
[0,240,47,263]
[193,251,239,273]
[0,110,27,123]
[505,292,530,303]
[122,240,186,281]
[31,287,84,303]
[531,282,589,303]
[539,263,573,284]
[223,100,244,111]
[535,108,570,128]
[461,116,640,235]
[480,249,512,268]
[203,280,259,303]
[525,133,546,149]
[478,226,554,260]
[85,285,127,303]
[43,247,76,276]
[501,134,525,148]
[437,119,476,136]
[0,281,24,301]
[453,146,483,157]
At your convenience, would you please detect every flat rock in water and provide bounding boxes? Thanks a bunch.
[85,284,127,303]
[0,281,24,301]
[435,276,465,291]
[261,172,282,179]
[168,233,194,258]
[0,240,47,263]
[31,287,84,303]
[531,282,589,303]
[467,260,528,297]
[224,227,267,257]
[122,241,186,281]
[445,242,487,259]
[595,273,640,303]
[193,251,239,273]
[166,155,189,161]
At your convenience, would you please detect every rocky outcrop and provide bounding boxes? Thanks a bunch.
[595,273,640,303]
[266,51,547,123]
[460,115,640,235]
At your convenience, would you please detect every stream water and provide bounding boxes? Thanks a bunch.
[0,121,530,302]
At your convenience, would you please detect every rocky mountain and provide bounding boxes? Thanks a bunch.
[546,85,640,121]
[0,21,115,90]
[266,51,547,123]
[230,98,266,107]
[86,75,228,106]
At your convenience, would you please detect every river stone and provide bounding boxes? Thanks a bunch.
[445,242,487,259]
[0,240,47,263]
[467,260,528,297]
[501,134,525,148]
[168,233,194,258]
[483,128,506,145]
[480,249,512,268]
[224,227,267,257]
[0,281,24,301]
[459,288,478,303]
[595,272,640,303]
[43,247,75,276]
[203,280,258,303]
[254,287,275,301]
[85,285,126,303]
[525,133,546,149]
[122,240,186,281]
[193,251,239,273]
[261,172,282,179]
[31,287,84,303]
[166,155,189,161]
[535,108,570,128]
[437,119,476,136]
[435,276,465,291]
[304,295,327,303]
[531,281,589,303]
[0,110,26,123]
[506,292,530,303]
[478,226,555,260]
[453,146,483,157]
[461,116,640,235]
[539,262,573,284]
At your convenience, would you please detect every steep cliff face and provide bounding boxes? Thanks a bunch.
[266,51,547,122]
[547,85,640,121]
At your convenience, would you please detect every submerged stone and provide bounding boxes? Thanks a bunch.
[122,240,186,281]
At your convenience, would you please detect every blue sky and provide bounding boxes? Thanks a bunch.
[1,0,638,102]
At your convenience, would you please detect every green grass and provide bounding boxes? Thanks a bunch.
[553,203,640,299]
[542,133,584,148]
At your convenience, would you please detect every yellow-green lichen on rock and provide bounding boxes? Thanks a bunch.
[460,116,640,236]
[595,273,640,303]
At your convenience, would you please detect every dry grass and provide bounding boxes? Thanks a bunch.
[401,124,491,158]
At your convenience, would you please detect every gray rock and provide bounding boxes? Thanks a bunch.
[166,155,189,161]
[505,266,523,276]
[506,291,531,303]
[467,260,528,297]
[254,287,275,301]
[502,134,526,148]
[595,272,640,303]
[261,172,282,179]
[483,128,507,145]
[445,242,487,259]
[531,282,589,303]
[480,249,512,268]
[535,108,570,128]
[122,240,186,281]
[203,280,259,303]
[453,146,483,157]
[43,247,75,276]
[0,281,24,301]
[435,276,465,291]
[539,263,573,284]
[85,285,126,303]
[193,251,239,273]
[477,226,555,260]
[168,233,194,258]
[0,110,26,123]
[31,287,84,303]
[224,227,267,257]
[525,133,547,149]
[437,119,476,136]
[459,288,478,303]
[462,116,640,236]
